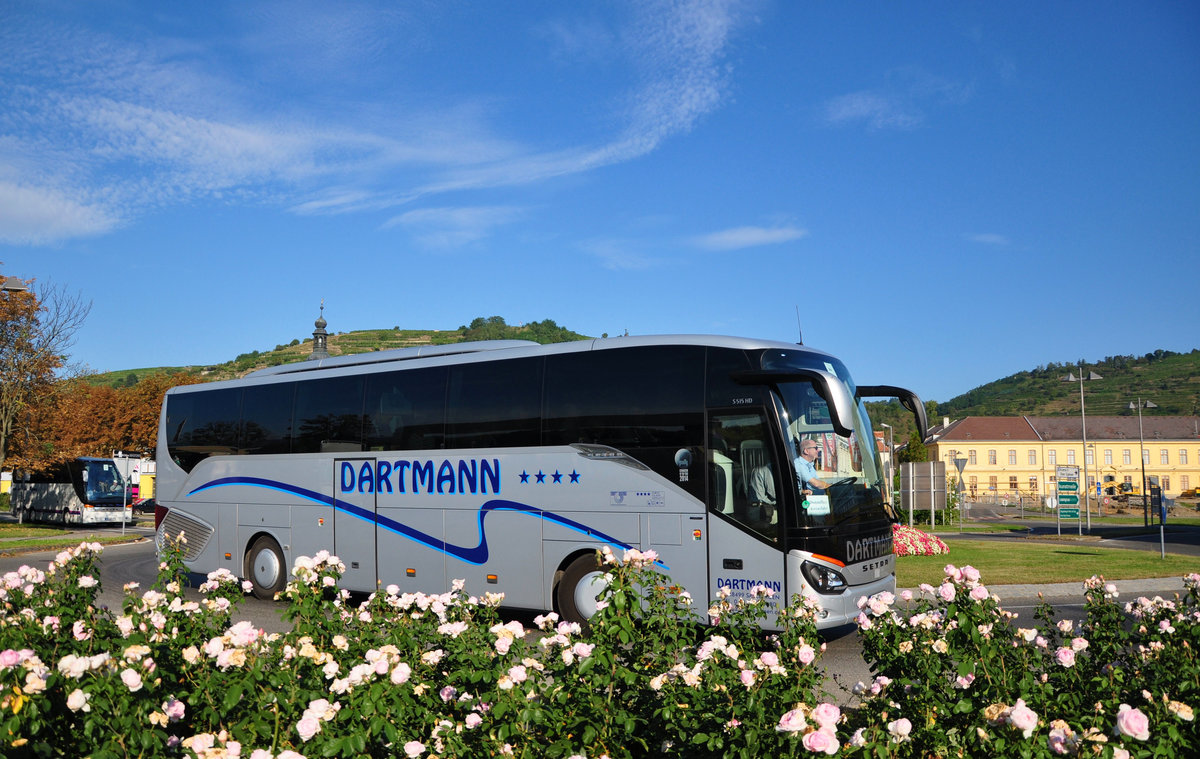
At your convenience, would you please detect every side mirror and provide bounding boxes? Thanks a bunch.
[856,384,928,441]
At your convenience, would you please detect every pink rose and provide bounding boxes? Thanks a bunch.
[938,583,956,602]
[296,715,321,742]
[1007,699,1038,738]
[887,717,912,740]
[798,644,816,665]
[1054,647,1076,667]
[811,703,840,729]
[802,728,839,754]
[776,708,807,733]
[970,586,989,602]
[404,740,426,757]
[1115,704,1150,740]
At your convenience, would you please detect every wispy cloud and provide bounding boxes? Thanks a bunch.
[0,181,119,245]
[2,0,749,246]
[965,233,1009,246]
[822,67,973,130]
[692,225,808,251]
[384,205,525,248]
[581,238,662,271]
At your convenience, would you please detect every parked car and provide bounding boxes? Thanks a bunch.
[133,497,157,514]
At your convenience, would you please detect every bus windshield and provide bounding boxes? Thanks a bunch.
[773,378,889,528]
[78,459,129,505]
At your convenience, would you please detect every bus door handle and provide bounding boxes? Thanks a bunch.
[722,559,743,570]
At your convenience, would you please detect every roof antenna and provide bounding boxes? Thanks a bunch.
[795,305,804,345]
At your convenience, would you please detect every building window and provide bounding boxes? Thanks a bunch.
[1048,449,1057,465]
[1029,477,1038,491]
[1160,449,1169,465]
[1143,449,1150,466]
[988,450,997,465]
[969,476,978,493]
[1028,449,1037,465]
[1008,450,1017,465]
[1163,476,1170,491]
[1123,449,1131,465]
[1009,476,1018,491]
[989,476,998,491]
[1182,476,1190,491]
[1085,448,1094,466]
[1067,449,1076,465]
[969,450,977,465]
[1181,450,1189,465]
[1124,475,1133,486]
[1104,449,1112,466]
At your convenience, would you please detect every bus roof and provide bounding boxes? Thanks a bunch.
[169,334,834,395]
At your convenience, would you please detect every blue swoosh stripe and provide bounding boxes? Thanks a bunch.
[187,476,669,569]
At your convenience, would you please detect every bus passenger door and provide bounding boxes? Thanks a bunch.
[334,459,378,592]
[706,411,787,617]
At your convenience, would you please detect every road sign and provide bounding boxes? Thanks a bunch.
[1059,508,1080,519]
[1058,481,1079,492]
[1058,494,1079,505]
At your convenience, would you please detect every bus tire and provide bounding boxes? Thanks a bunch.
[555,553,609,626]
[245,536,286,600]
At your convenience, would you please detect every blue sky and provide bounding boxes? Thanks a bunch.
[2,1,1197,403]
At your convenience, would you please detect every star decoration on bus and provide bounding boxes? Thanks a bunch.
[518,470,581,485]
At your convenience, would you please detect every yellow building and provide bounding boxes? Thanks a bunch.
[925,416,1200,501]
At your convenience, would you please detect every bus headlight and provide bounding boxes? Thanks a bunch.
[802,562,847,594]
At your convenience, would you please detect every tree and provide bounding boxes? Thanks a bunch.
[0,275,91,471]
[895,423,929,463]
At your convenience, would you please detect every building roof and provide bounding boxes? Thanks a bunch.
[928,416,1041,442]
[930,416,1200,443]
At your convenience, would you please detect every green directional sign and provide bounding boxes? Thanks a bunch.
[1058,481,1079,492]
[1059,494,1079,505]
[1059,508,1080,519]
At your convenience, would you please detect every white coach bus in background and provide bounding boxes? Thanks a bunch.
[11,457,134,525]
[154,335,925,628]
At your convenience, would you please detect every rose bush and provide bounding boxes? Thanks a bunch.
[0,535,1196,758]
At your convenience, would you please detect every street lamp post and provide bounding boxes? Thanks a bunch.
[1062,368,1101,532]
[880,422,895,504]
[1130,398,1158,528]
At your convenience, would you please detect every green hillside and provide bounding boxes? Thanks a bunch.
[867,348,1200,445]
[89,317,589,387]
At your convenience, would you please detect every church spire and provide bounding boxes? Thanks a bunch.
[309,300,329,360]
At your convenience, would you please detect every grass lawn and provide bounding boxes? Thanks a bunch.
[0,522,147,556]
[896,539,1198,588]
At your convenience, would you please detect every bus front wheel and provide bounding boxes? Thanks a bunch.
[245,536,286,600]
[555,553,610,626]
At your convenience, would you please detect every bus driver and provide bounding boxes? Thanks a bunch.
[795,438,830,497]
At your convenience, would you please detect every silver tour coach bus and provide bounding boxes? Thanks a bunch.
[154,335,926,628]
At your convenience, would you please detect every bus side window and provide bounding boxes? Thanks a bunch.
[293,376,366,454]
[364,367,447,452]
[445,358,542,449]
[708,412,780,541]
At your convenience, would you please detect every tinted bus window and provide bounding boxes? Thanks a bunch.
[544,345,705,449]
[293,376,365,454]
[446,358,542,449]
[166,387,242,471]
[242,382,294,455]
[364,367,447,451]
[706,347,762,406]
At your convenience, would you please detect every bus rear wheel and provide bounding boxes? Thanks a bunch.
[245,536,286,600]
[555,553,610,626]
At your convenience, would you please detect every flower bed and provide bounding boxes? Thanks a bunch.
[892,523,950,556]
[0,538,1196,757]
